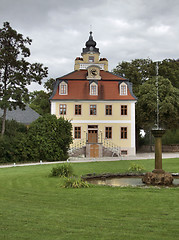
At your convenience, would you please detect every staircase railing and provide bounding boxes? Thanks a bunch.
[68,139,86,154]
[102,138,121,157]
[69,138,121,157]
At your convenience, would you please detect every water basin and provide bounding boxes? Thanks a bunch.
[87,177,179,187]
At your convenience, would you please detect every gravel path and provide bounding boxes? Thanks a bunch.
[0,152,178,168]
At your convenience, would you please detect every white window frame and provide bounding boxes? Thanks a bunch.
[90,82,98,95]
[59,81,68,95]
[120,82,127,95]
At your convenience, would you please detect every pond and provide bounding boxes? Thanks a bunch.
[86,176,179,187]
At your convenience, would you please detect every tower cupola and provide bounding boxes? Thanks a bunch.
[74,32,108,71]
[82,31,100,54]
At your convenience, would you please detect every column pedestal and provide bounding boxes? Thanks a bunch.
[142,129,173,186]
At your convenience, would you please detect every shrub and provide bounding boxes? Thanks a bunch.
[128,163,146,172]
[26,114,73,162]
[51,163,74,177]
[62,177,90,188]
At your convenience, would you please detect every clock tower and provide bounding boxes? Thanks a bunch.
[50,31,137,158]
[74,31,108,71]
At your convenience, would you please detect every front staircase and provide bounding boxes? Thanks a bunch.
[68,138,121,158]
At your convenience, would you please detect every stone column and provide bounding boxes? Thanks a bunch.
[142,128,173,185]
[151,129,165,174]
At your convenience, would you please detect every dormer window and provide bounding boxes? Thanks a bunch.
[90,82,98,95]
[59,81,68,95]
[89,56,94,62]
[120,82,127,95]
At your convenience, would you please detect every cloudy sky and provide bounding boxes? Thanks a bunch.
[1,0,179,91]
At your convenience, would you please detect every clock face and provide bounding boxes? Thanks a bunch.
[90,69,97,76]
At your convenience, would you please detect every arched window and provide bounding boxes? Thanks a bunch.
[59,81,68,95]
[90,82,98,95]
[120,82,127,95]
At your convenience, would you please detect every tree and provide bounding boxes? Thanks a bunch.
[136,76,179,131]
[113,58,156,94]
[0,22,48,136]
[158,59,179,89]
[28,90,50,115]
[25,114,73,161]
[113,58,179,149]
[113,58,179,93]
[44,78,56,95]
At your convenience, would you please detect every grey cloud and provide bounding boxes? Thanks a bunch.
[0,0,179,91]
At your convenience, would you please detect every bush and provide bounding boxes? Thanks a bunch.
[128,163,146,172]
[51,163,74,177]
[62,177,90,188]
[26,114,72,162]
[0,134,26,163]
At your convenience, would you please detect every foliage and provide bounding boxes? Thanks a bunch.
[136,76,179,130]
[44,78,56,94]
[113,58,156,94]
[28,90,50,115]
[51,163,74,177]
[0,119,27,163]
[62,177,90,188]
[21,114,73,162]
[0,115,72,163]
[0,135,17,163]
[140,128,179,145]
[0,22,48,136]
[0,118,27,137]
[161,129,179,145]
[113,58,179,91]
[128,163,146,172]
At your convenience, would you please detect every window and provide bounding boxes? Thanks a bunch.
[121,150,128,155]
[74,127,81,139]
[91,85,97,95]
[75,105,81,115]
[105,127,112,139]
[59,104,66,115]
[90,105,96,115]
[106,105,112,115]
[121,127,127,139]
[90,83,98,95]
[120,83,127,95]
[121,105,127,115]
[59,82,68,95]
[89,56,94,62]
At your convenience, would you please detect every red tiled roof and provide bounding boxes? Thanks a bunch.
[59,70,126,81]
[51,70,136,101]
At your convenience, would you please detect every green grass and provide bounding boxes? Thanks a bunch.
[0,158,179,240]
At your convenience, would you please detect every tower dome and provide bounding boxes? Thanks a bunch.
[82,31,100,54]
[85,31,96,48]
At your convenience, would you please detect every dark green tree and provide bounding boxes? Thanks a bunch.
[0,22,48,136]
[24,114,73,162]
[136,76,179,130]
[113,58,156,94]
[28,90,50,115]
[44,78,56,94]
[113,58,179,92]
[158,59,179,89]
[113,58,179,148]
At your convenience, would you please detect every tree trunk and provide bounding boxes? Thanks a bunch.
[1,108,7,137]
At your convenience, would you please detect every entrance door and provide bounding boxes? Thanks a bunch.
[88,130,98,143]
[90,144,99,158]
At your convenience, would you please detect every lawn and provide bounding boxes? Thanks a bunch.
[0,158,179,240]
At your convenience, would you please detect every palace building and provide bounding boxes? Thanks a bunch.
[50,32,137,157]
